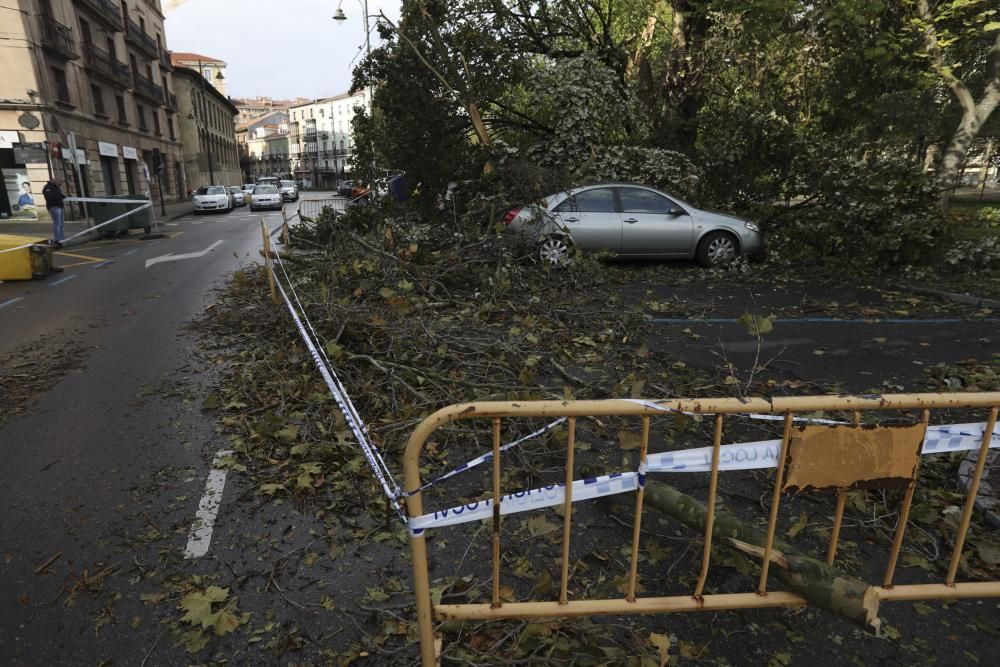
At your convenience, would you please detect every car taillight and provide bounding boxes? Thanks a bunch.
[502,207,523,225]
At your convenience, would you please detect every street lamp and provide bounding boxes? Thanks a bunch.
[333,0,377,190]
[191,60,224,184]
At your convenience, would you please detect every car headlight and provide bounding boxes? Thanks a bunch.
[744,221,760,233]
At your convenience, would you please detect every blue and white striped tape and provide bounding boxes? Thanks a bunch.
[408,421,999,535]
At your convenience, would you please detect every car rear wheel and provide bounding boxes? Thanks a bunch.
[537,235,574,267]
[697,231,739,267]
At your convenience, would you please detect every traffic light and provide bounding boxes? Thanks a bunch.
[152,147,163,175]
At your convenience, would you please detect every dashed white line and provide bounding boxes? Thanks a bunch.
[184,449,234,559]
[48,274,79,287]
[0,296,24,310]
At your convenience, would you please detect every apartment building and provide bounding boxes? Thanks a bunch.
[238,111,289,181]
[1,0,184,222]
[232,96,306,125]
[172,66,240,189]
[168,51,225,95]
[288,90,369,189]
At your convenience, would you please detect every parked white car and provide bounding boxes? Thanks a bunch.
[279,179,299,202]
[228,186,246,207]
[192,185,232,214]
[242,183,256,197]
[250,184,283,212]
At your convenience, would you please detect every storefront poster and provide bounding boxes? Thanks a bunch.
[4,170,38,220]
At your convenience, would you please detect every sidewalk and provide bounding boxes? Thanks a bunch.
[0,198,193,241]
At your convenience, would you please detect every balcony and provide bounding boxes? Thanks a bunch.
[165,91,178,110]
[39,15,78,60]
[125,17,159,57]
[132,70,164,104]
[77,0,123,31]
[159,49,172,69]
[83,42,131,88]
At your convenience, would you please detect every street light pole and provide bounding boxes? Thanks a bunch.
[333,0,376,189]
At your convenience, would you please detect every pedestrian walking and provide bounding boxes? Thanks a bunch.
[42,177,66,244]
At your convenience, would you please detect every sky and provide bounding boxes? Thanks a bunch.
[164,0,401,101]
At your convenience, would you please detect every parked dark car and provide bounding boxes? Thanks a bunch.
[338,180,354,197]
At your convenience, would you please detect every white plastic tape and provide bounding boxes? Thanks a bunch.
[408,472,639,535]
[408,422,999,534]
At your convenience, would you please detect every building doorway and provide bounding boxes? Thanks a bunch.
[100,155,119,195]
[125,159,138,194]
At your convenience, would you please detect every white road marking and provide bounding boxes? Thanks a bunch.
[0,296,24,310]
[191,220,206,225]
[48,274,79,287]
[145,240,224,269]
[184,449,234,559]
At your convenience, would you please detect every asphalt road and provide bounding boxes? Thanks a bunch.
[0,191,336,665]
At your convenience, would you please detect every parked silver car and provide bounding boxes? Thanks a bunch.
[503,184,764,267]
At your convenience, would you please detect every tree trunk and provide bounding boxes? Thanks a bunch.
[936,110,986,210]
[643,481,882,632]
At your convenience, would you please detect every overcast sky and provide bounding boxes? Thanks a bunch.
[164,0,401,100]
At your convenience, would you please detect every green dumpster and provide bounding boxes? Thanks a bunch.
[92,194,152,237]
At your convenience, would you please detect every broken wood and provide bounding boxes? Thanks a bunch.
[643,480,881,632]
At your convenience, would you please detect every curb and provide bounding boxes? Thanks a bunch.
[905,286,1000,309]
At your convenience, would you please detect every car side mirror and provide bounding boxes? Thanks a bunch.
[667,207,685,216]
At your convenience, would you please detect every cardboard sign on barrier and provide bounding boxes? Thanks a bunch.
[782,424,926,492]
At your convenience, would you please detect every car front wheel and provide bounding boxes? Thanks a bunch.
[697,231,739,267]
[537,235,574,267]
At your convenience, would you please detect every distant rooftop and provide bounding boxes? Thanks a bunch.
[170,51,226,66]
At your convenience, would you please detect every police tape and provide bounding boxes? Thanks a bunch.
[408,472,639,535]
[408,421,1000,535]
[272,269,405,520]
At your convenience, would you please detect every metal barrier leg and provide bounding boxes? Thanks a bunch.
[627,416,650,602]
[560,417,577,605]
[758,412,794,595]
[694,414,725,599]
[946,406,999,585]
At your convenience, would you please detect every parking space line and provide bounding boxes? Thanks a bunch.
[649,317,984,325]
[92,260,115,269]
[122,249,139,256]
[184,449,233,559]
[48,274,79,287]
[0,297,24,310]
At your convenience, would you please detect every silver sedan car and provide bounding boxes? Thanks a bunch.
[503,183,764,267]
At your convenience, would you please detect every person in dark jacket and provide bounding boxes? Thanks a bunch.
[42,177,66,242]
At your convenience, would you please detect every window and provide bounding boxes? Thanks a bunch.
[555,188,617,213]
[203,67,211,80]
[91,84,106,116]
[167,114,175,139]
[107,36,117,58]
[618,188,675,215]
[79,18,92,46]
[136,102,147,130]
[116,94,128,123]
[152,109,161,135]
[52,66,70,103]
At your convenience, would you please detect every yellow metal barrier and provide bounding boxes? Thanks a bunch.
[403,393,1000,665]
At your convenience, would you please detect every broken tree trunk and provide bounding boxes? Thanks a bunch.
[643,480,881,632]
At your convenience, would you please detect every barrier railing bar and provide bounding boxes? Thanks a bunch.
[946,406,999,585]
[828,492,847,566]
[560,416,577,605]
[883,408,931,587]
[829,411,864,565]
[694,414,725,599]
[435,591,808,621]
[491,417,502,609]
[626,415,651,602]
[758,412,794,595]
[260,218,278,304]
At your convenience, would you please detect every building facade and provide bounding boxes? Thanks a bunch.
[168,51,226,95]
[237,110,288,181]
[288,90,368,189]
[172,66,240,189]
[1,0,185,223]
[232,96,306,125]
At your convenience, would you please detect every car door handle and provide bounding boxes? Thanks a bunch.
[563,217,579,222]
[624,218,638,224]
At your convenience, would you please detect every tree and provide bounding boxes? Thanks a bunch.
[914,0,1000,208]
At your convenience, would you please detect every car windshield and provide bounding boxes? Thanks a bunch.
[256,186,278,194]
[229,187,241,193]
[280,181,294,187]
[197,186,225,195]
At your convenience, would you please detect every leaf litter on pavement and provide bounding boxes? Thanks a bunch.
[157,206,1000,664]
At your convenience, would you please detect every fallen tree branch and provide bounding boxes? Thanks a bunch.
[643,480,881,632]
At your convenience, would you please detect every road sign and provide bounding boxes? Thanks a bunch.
[13,142,48,164]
